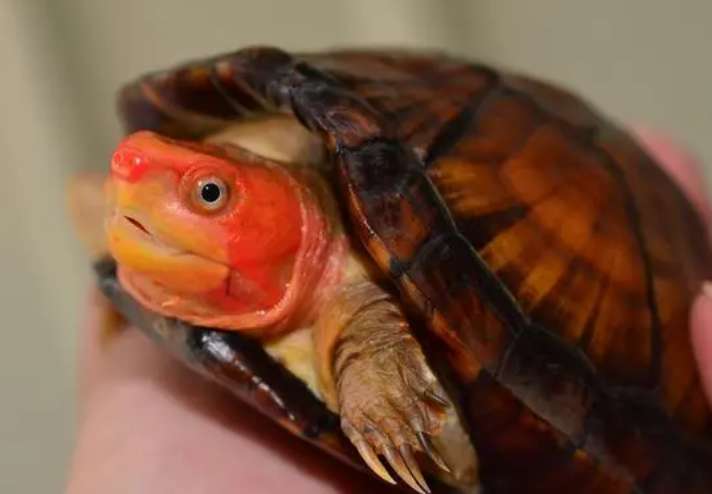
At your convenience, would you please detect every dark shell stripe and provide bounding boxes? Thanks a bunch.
[116,48,712,492]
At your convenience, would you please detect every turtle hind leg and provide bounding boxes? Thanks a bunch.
[314,281,479,492]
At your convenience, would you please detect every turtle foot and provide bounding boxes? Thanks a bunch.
[335,329,451,493]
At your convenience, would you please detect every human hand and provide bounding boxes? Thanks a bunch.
[65,290,393,494]
[65,130,712,494]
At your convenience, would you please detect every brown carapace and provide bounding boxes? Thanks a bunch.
[101,47,712,493]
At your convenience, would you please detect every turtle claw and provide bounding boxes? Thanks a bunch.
[401,444,431,493]
[417,431,451,473]
[333,308,452,491]
[336,361,452,491]
[384,445,430,494]
[424,389,451,409]
[345,418,444,493]
[353,439,396,485]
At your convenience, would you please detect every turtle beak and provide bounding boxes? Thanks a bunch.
[104,175,229,295]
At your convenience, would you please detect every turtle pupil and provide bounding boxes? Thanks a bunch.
[201,182,221,203]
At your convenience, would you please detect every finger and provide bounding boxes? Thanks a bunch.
[691,284,712,403]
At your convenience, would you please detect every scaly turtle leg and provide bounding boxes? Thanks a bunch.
[314,281,479,493]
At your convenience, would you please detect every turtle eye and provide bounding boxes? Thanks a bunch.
[193,176,229,212]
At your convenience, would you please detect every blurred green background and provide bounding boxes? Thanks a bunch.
[1,1,710,492]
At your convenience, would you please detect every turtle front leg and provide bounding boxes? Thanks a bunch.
[314,281,478,493]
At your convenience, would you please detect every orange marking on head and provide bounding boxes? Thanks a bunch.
[106,131,315,328]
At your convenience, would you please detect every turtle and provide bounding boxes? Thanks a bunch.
[70,46,712,493]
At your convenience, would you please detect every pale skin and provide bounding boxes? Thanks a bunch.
[66,130,712,494]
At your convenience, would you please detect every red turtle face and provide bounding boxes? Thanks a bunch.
[105,130,304,322]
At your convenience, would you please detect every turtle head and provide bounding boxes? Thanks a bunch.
[105,130,309,328]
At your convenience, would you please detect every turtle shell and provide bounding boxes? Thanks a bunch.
[110,47,712,493]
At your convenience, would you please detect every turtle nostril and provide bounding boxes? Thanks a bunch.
[111,148,148,182]
[125,216,150,235]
